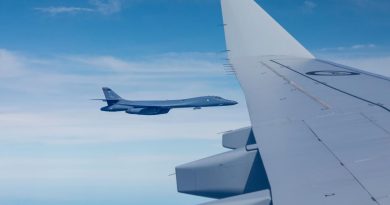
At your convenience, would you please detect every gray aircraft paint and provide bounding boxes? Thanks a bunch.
[174,0,390,204]
[97,87,237,115]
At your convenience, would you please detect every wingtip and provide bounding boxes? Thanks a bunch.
[221,0,314,58]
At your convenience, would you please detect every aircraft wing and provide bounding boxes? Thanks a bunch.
[221,56,390,205]
[175,0,390,204]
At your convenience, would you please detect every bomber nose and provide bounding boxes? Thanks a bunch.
[100,106,110,111]
[229,100,238,105]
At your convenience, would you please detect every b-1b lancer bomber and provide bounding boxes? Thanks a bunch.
[95,87,237,115]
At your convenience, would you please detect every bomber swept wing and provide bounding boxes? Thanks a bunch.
[175,0,390,204]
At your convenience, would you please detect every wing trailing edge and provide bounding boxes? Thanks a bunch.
[221,0,314,59]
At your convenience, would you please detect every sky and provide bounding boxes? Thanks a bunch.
[0,0,390,205]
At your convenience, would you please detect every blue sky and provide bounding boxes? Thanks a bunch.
[0,0,390,205]
[0,0,390,56]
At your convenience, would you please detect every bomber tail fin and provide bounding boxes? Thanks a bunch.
[102,87,122,106]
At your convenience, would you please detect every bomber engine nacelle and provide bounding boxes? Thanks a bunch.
[126,107,170,115]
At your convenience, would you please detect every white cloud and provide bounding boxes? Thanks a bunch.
[3,48,390,145]
[319,43,377,52]
[348,0,390,10]
[0,155,185,181]
[0,47,237,202]
[326,56,390,77]
[34,7,94,15]
[35,0,124,15]
[0,48,248,144]
[71,55,133,71]
[351,44,376,49]
[66,53,226,75]
[302,0,317,12]
[0,110,249,144]
[0,49,26,78]
[3,47,390,204]
[0,49,229,92]
[0,154,206,203]
[90,0,123,15]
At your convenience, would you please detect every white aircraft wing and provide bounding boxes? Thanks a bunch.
[175,0,390,204]
[221,0,390,204]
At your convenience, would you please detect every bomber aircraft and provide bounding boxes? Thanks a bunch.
[95,87,237,115]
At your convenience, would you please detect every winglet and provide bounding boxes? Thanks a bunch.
[221,0,314,59]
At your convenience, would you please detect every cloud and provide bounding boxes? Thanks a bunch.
[0,48,248,145]
[90,0,124,15]
[68,55,136,72]
[34,7,95,15]
[0,49,241,204]
[0,152,209,204]
[0,48,240,203]
[3,47,390,145]
[0,49,26,78]
[326,56,390,77]
[348,0,390,10]
[0,155,186,181]
[315,43,390,77]
[351,44,376,49]
[0,49,228,87]
[35,0,124,15]
[3,47,390,204]
[319,43,377,52]
[302,1,317,12]
[66,53,226,75]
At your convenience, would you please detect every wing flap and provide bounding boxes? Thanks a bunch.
[253,120,379,205]
[305,112,390,203]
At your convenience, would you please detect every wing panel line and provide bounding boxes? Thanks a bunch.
[270,60,390,112]
[316,59,390,82]
[360,113,390,136]
[302,120,380,204]
[261,61,331,110]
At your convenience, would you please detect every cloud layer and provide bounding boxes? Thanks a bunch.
[35,0,124,15]
[0,48,248,145]
[319,43,377,52]
[2,47,390,205]
[0,48,246,204]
